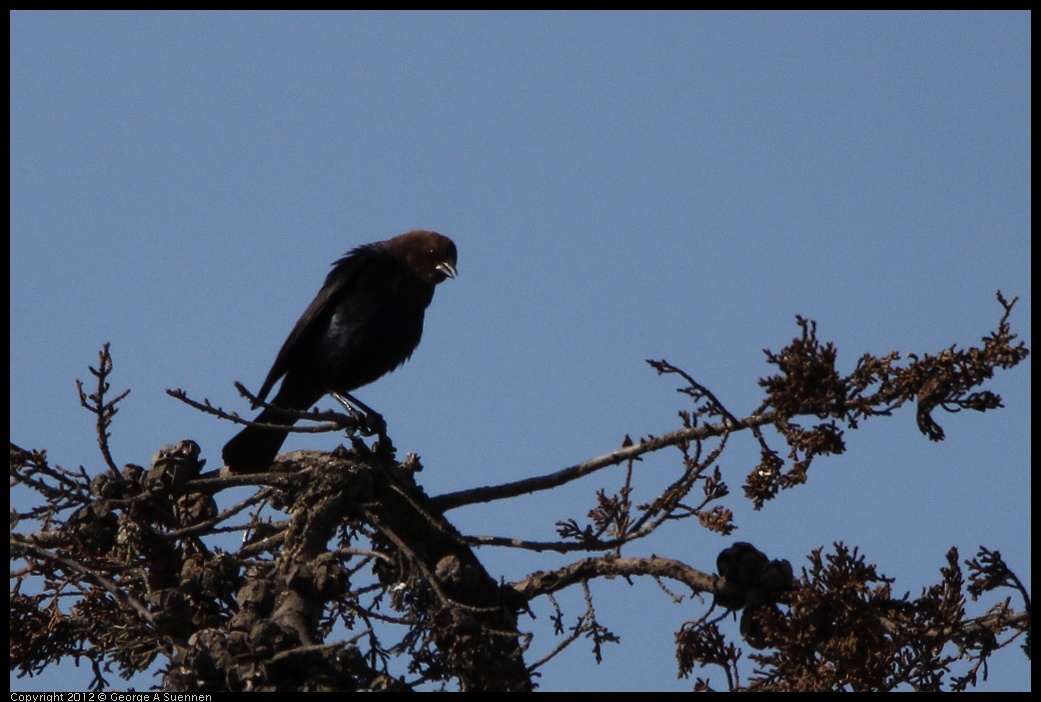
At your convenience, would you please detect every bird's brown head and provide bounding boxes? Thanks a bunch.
[390,230,458,285]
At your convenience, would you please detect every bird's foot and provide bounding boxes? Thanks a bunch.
[331,391,387,439]
[357,409,387,437]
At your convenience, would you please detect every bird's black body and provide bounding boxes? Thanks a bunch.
[222,230,457,473]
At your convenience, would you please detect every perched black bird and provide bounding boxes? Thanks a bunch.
[222,230,457,473]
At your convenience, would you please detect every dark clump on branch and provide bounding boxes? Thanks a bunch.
[712,542,795,650]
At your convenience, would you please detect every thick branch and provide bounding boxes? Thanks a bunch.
[512,555,720,601]
[431,413,775,511]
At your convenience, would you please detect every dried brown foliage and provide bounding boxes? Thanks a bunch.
[10,294,1029,691]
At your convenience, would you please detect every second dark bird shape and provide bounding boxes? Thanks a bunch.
[222,230,457,473]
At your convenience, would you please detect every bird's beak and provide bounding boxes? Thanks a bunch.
[436,261,457,280]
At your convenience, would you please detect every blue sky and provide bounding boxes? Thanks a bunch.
[10,11,1030,692]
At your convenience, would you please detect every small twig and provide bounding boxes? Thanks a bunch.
[75,344,129,477]
[166,386,361,434]
[165,489,274,539]
[647,358,743,427]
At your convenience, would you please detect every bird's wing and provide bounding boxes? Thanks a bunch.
[255,246,386,403]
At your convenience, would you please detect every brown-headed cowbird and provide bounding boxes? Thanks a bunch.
[222,230,457,473]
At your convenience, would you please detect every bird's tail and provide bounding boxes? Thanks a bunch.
[222,408,294,473]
